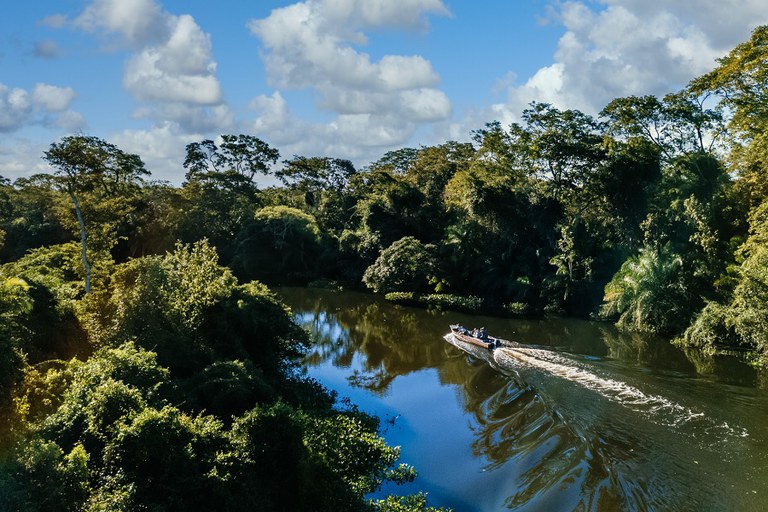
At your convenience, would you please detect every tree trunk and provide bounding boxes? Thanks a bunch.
[69,190,91,293]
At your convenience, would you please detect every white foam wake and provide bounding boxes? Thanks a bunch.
[493,347,747,437]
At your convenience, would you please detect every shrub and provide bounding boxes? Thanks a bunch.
[363,237,437,293]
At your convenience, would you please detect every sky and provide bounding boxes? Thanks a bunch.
[1,0,767,184]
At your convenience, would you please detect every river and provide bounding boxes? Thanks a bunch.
[277,287,768,511]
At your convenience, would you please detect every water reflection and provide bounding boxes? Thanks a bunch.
[296,293,452,394]
[279,287,768,512]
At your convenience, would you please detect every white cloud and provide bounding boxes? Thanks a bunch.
[74,0,226,133]
[0,86,32,132]
[249,90,433,167]
[111,123,197,183]
[53,110,87,132]
[0,138,53,179]
[0,83,83,133]
[74,0,168,46]
[249,1,445,94]
[492,0,768,122]
[31,83,76,112]
[322,0,449,29]
[247,0,451,164]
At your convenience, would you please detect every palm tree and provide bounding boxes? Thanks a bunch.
[601,246,692,334]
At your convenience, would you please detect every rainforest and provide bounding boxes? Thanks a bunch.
[1,24,768,512]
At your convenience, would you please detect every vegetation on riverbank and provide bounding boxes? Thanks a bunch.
[0,241,446,511]
[384,292,528,317]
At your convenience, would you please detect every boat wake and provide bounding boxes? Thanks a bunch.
[493,346,747,438]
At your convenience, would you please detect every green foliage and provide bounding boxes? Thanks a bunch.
[88,240,237,372]
[184,134,279,184]
[200,280,309,375]
[5,27,768,509]
[0,277,32,393]
[600,246,698,335]
[363,237,437,293]
[16,334,423,511]
[277,155,356,192]
[101,406,225,510]
[38,343,168,449]
[372,493,451,512]
[43,135,148,293]
[0,439,89,512]
[0,178,70,263]
[678,302,736,353]
[385,292,484,313]
[1,243,84,302]
[231,206,324,284]
[0,277,33,318]
[503,302,529,316]
[180,360,274,419]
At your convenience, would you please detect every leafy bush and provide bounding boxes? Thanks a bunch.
[0,439,89,512]
[678,302,737,354]
[503,302,529,316]
[230,206,324,284]
[86,240,306,377]
[0,277,33,393]
[363,237,437,293]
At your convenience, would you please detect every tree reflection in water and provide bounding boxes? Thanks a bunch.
[293,289,452,394]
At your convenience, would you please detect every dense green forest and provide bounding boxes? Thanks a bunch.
[1,25,768,511]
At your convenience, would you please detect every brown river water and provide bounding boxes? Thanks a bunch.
[277,287,768,512]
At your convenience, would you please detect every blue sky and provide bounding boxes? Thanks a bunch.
[1,0,767,183]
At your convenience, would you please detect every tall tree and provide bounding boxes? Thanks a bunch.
[43,136,147,293]
[691,24,768,206]
[184,134,279,187]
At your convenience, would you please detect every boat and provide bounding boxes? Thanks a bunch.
[448,324,504,350]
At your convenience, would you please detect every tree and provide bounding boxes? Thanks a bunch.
[368,147,419,175]
[231,206,324,284]
[277,156,356,194]
[274,156,357,233]
[691,25,768,207]
[363,236,437,293]
[184,134,279,186]
[600,246,698,334]
[0,277,33,394]
[43,136,147,293]
[682,200,768,357]
[601,92,724,161]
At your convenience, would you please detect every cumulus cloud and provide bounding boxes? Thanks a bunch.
[492,0,768,122]
[0,83,83,133]
[31,83,76,112]
[321,0,450,30]
[0,138,54,179]
[249,90,425,167]
[74,0,168,46]
[0,86,32,132]
[73,0,226,133]
[111,123,199,182]
[248,0,451,161]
